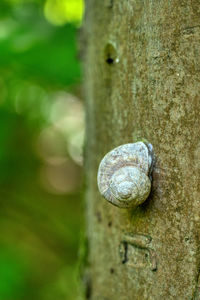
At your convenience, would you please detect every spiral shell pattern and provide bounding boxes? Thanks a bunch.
[97,142,153,208]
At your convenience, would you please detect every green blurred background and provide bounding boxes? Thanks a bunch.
[0,0,84,299]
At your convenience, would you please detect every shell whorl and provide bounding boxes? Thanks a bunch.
[97,142,153,208]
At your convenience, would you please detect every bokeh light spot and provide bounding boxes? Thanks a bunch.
[44,0,84,26]
[39,160,81,194]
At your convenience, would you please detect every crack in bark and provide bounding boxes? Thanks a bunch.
[120,234,157,271]
[182,25,200,35]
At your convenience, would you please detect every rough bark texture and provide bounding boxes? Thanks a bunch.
[83,1,200,299]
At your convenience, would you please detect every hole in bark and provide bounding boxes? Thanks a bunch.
[108,221,112,227]
[121,241,128,264]
[106,57,114,64]
[104,43,118,65]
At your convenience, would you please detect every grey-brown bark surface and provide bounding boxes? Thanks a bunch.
[83,1,200,299]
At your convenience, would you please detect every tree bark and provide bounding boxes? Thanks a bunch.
[83,1,200,299]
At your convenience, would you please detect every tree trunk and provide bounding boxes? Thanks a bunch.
[83,1,200,299]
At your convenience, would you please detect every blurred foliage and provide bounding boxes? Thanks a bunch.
[0,3,81,87]
[0,1,84,300]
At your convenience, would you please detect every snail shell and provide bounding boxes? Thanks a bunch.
[97,142,154,208]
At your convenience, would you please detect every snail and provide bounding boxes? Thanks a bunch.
[97,142,154,208]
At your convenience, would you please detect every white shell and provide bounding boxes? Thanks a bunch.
[97,142,154,208]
